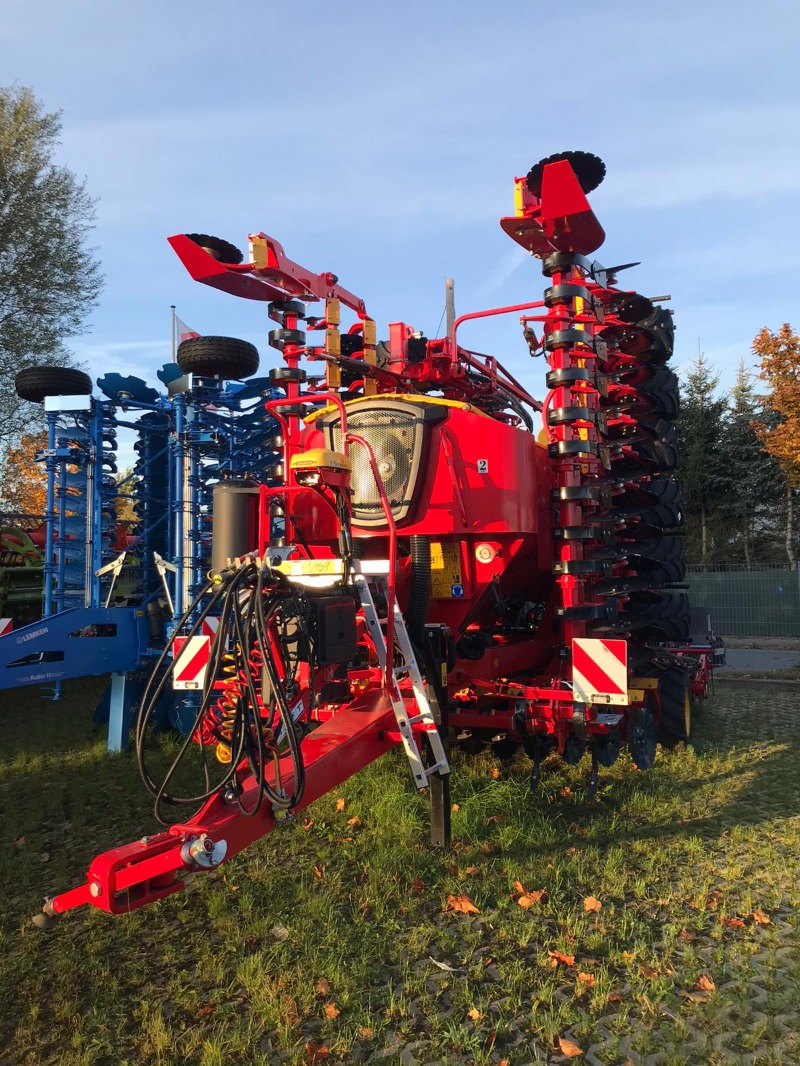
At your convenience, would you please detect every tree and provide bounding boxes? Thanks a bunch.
[0,431,47,513]
[719,361,785,565]
[677,353,728,563]
[752,323,800,565]
[0,86,102,444]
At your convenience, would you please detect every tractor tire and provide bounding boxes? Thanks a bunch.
[15,366,93,403]
[184,233,243,264]
[636,307,674,363]
[637,495,684,532]
[657,662,691,747]
[620,590,691,641]
[176,336,260,379]
[526,150,606,196]
[632,422,679,471]
[634,365,680,420]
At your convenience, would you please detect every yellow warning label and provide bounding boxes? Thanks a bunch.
[276,559,344,576]
[430,541,462,598]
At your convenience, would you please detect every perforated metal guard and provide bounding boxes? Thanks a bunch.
[322,400,441,527]
[346,410,416,514]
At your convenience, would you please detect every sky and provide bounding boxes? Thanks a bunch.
[3,0,799,403]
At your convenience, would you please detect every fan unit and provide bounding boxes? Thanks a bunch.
[318,399,446,526]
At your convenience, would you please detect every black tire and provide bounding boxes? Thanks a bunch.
[619,590,690,641]
[657,662,691,747]
[526,150,606,196]
[635,365,679,420]
[15,366,93,403]
[637,307,674,363]
[184,233,243,264]
[176,336,259,379]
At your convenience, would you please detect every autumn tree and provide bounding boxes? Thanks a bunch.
[677,353,728,563]
[753,323,800,566]
[0,86,102,445]
[0,431,48,513]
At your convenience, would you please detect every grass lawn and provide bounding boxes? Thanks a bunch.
[0,680,798,1065]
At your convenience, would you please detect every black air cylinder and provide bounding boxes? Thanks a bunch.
[211,480,259,571]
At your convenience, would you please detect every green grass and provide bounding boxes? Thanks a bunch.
[1,681,799,1065]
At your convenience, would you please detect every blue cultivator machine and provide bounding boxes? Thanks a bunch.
[0,348,282,749]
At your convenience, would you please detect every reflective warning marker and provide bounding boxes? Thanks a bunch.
[572,638,628,706]
[173,635,211,691]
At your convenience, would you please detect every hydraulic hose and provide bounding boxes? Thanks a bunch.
[406,535,431,651]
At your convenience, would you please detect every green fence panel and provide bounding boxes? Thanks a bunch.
[686,565,800,637]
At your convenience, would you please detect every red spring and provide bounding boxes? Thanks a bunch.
[193,643,268,760]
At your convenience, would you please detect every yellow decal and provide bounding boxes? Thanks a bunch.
[430,541,462,598]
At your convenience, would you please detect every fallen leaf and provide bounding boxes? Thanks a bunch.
[313,865,324,879]
[683,991,709,1004]
[559,786,573,797]
[323,1003,340,1020]
[301,817,314,831]
[335,798,345,812]
[444,893,480,915]
[639,965,659,979]
[306,1042,331,1064]
[513,880,527,895]
[583,895,602,913]
[451,803,460,812]
[694,974,715,992]
[485,814,507,825]
[679,927,697,942]
[347,816,361,827]
[751,908,771,925]
[577,972,596,988]
[490,767,501,778]
[480,842,494,853]
[465,865,480,876]
[410,876,425,894]
[517,888,547,909]
[558,1035,584,1058]
[283,995,301,1025]
[467,1007,481,1021]
[428,957,458,972]
[721,916,745,929]
[358,1027,374,1040]
[607,992,623,1003]
[315,978,331,996]
[621,950,635,961]
[39,853,50,864]
[197,1003,215,1016]
[14,836,25,847]
[547,950,575,968]
[335,837,354,844]
[271,923,290,941]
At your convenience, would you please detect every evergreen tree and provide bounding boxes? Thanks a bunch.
[0,86,102,444]
[719,361,785,565]
[677,353,728,563]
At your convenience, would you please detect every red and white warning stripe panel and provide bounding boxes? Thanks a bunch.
[572,638,628,706]
[0,618,12,637]
[201,617,220,640]
[172,635,211,691]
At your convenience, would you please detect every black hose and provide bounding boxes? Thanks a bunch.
[407,535,431,651]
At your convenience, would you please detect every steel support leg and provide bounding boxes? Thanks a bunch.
[107,671,130,753]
